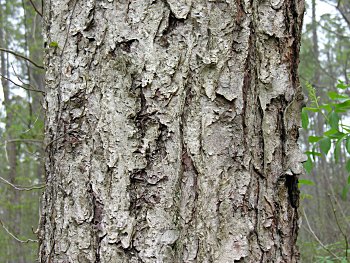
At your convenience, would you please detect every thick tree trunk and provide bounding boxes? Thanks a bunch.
[40,1,305,262]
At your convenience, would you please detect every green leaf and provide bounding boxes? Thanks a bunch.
[303,107,320,112]
[300,193,313,200]
[336,80,349,90]
[330,131,346,140]
[328,91,349,100]
[320,104,332,112]
[334,100,350,111]
[328,111,340,130]
[341,184,349,200]
[346,137,350,154]
[334,134,347,162]
[348,175,350,185]
[304,151,322,157]
[345,159,350,175]
[324,128,338,137]
[298,179,315,186]
[308,136,323,143]
[301,108,309,129]
[319,137,331,155]
[49,41,59,48]
[303,157,313,174]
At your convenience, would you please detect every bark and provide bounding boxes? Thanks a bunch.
[40,1,305,262]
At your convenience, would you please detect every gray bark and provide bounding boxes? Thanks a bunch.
[40,1,305,262]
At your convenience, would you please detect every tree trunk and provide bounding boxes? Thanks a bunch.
[39,1,305,262]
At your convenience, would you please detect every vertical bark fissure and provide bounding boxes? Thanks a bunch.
[88,181,105,263]
[241,26,252,149]
[176,78,200,261]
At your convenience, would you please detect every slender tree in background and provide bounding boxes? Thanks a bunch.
[0,1,24,261]
[39,1,305,262]
[0,0,44,262]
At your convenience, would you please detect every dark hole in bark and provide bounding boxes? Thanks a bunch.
[163,12,185,35]
[118,39,138,53]
[285,175,299,208]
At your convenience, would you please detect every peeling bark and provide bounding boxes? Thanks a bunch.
[40,0,305,262]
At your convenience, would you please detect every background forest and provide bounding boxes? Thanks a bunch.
[0,0,349,262]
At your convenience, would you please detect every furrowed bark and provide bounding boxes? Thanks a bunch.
[40,1,305,262]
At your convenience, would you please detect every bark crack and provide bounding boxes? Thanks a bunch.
[242,22,254,151]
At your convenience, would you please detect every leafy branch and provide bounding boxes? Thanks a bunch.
[302,81,350,197]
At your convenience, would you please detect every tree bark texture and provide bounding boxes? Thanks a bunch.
[40,1,305,262]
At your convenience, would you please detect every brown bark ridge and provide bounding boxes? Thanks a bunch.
[39,0,305,262]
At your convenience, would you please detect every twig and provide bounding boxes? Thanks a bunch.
[301,207,341,260]
[28,0,42,17]
[318,21,350,40]
[0,73,45,94]
[323,176,350,231]
[303,13,350,39]
[0,175,45,191]
[320,0,337,8]
[21,115,41,134]
[328,194,349,260]
[22,147,44,159]
[0,47,44,69]
[5,139,43,144]
[9,62,41,95]
[44,126,84,150]
[10,62,42,93]
[0,218,38,243]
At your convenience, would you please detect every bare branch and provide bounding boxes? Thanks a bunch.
[319,0,337,8]
[328,194,349,260]
[318,22,350,39]
[5,139,43,144]
[0,175,45,191]
[0,47,44,69]
[10,62,45,94]
[0,218,38,243]
[28,0,42,17]
[301,207,341,260]
[0,74,45,94]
